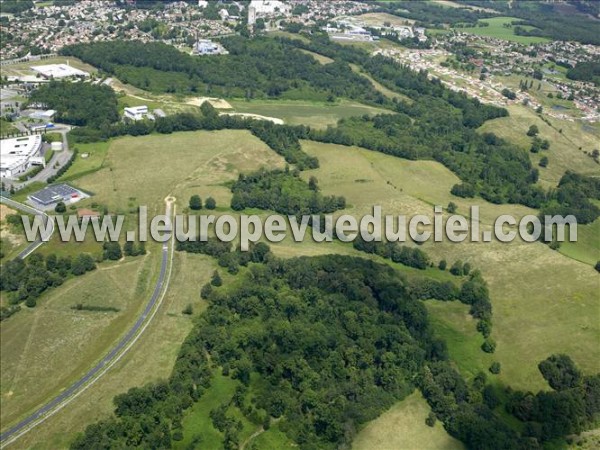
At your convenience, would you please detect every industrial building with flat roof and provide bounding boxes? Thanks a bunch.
[31,63,90,79]
[193,39,228,56]
[28,183,86,207]
[124,105,149,121]
[0,135,44,179]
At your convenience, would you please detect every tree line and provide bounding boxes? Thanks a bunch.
[0,252,96,311]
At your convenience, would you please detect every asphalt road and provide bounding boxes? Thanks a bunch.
[0,196,54,258]
[0,200,175,448]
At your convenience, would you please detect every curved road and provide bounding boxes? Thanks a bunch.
[0,199,176,448]
[0,196,54,259]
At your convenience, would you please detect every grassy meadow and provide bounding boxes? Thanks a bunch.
[353,391,465,450]
[229,99,394,129]
[478,104,600,265]
[0,251,160,427]
[457,17,550,44]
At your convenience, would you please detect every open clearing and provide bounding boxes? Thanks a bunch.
[457,17,550,44]
[356,12,415,27]
[229,99,394,129]
[0,56,98,78]
[69,130,285,214]
[353,391,465,450]
[425,300,495,380]
[299,48,334,65]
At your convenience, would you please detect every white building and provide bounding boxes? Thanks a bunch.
[0,135,43,179]
[29,109,56,120]
[192,39,227,56]
[249,0,290,16]
[31,63,90,79]
[124,105,149,121]
[197,0,208,7]
[248,6,256,26]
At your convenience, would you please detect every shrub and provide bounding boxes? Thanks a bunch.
[489,362,501,374]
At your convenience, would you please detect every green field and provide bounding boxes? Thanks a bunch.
[300,140,600,393]
[229,99,394,129]
[426,300,495,380]
[478,104,600,266]
[353,391,465,450]
[175,373,258,450]
[559,219,600,266]
[68,130,284,214]
[0,119,18,136]
[458,17,550,44]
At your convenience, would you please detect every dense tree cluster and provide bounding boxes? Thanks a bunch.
[0,252,95,311]
[567,61,600,86]
[71,242,600,450]
[1,0,34,14]
[371,1,494,27]
[28,81,119,128]
[420,362,523,449]
[422,353,600,449]
[230,168,345,216]
[60,37,387,105]
[506,355,600,442]
[541,171,600,225]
